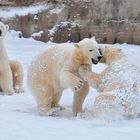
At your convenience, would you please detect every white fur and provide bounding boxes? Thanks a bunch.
[28,38,101,116]
[0,21,24,95]
[0,21,14,95]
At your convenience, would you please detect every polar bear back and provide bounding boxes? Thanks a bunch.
[28,45,76,90]
[29,45,75,72]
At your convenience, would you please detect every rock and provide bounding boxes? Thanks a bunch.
[69,26,80,42]
[32,30,49,42]
[0,0,45,6]
[132,25,140,45]
[79,27,90,40]
[116,32,132,44]
[51,26,70,43]
[1,0,140,44]
[49,21,81,43]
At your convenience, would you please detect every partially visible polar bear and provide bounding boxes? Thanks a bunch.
[0,21,24,95]
[79,46,140,120]
[28,37,102,116]
[9,60,24,93]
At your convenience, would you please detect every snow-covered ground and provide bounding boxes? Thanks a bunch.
[1,31,140,140]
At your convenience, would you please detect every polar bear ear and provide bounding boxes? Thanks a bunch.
[74,43,80,48]
[5,25,9,31]
[91,36,96,40]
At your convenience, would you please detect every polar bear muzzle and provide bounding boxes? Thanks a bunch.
[92,55,103,64]
[91,58,98,64]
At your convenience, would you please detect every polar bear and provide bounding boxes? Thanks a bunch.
[28,37,102,116]
[9,60,24,93]
[79,46,140,120]
[0,21,24,95]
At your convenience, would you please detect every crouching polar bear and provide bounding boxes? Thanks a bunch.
[79,46,140,120]
[0,21,24,95]
[28,37,102,116]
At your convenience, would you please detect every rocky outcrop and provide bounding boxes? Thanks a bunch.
[0,0,45,6]
[0,0,140,44]
[49,21,80,43]
[64,0,140,44]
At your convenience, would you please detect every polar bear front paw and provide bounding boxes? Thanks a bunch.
[74,79,84,91]
[4,89,14,95]
[39,107,60,116]
[14,85,24,93]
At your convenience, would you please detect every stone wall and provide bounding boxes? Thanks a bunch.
[0,0,140,44]
[0,0,45,6]
[64,0,140,44]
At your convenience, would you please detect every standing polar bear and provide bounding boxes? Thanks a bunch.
[79,47,140,120]
[0,21,24,95]
[28,37,102,116]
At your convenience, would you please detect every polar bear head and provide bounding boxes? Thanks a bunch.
[0,21,9,41]
[99,46,122,65]
[74,37,102,65]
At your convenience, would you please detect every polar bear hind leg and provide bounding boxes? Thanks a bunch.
[0,69,14,95]
[51,91,63,107]
[9,60,24,93]
[34,84,65,116]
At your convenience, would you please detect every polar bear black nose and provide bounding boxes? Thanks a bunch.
[98,55,103,61]
[0,30,2,36]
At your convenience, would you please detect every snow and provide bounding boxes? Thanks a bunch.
[1,31,140,140]
[0,2,49,19]
[50,7,64,14]
[31,31,44,37]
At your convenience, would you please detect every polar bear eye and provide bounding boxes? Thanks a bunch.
[89,50,93,52]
